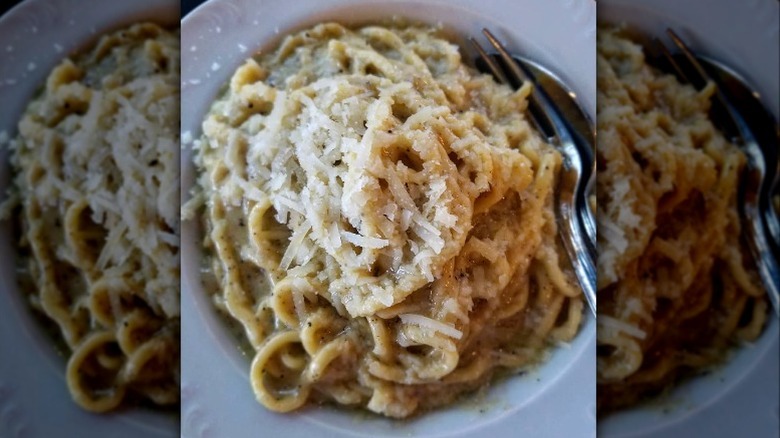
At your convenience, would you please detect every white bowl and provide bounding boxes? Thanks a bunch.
[180,0,596,437]
[0,1,179,436]
[598,1,779,437]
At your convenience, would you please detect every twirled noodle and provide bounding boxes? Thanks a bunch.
[194,22,582,418]
[596,25,768,413]
[5,23,180,412]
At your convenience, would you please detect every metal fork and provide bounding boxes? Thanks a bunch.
[653,29,779,317]
[471,29,597,316]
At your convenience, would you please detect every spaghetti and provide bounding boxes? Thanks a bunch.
[194,22,582,418]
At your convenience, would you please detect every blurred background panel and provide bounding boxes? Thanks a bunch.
[596,0,778,437]
[0,0,181,436]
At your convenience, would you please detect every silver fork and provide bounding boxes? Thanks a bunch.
[654,29,779,317]
[471,29,597,316]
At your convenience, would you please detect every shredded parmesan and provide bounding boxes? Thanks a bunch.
[341,231,389,249]
[399,313,463,340]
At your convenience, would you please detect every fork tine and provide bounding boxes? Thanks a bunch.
[469,38,510,85]
[481,28,532,84]
[665,29,713,86]
[479,29,548,137]
[662,30,740,141]
[654,38,689,84]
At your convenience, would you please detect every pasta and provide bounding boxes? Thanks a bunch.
[596,25,768,413]
[5,23,180,412]
[194,22,583,418]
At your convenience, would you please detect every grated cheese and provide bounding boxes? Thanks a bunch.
[399,313,463,340]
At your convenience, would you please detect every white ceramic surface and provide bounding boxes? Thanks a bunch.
[598,1,780,437]
[180,0,596,437]
[0,0,179,437]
